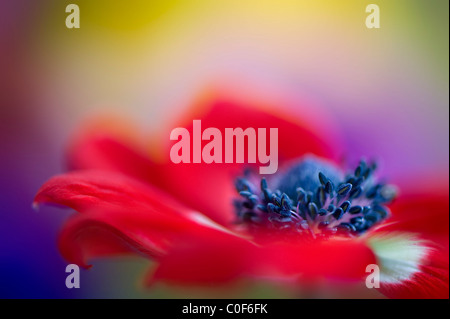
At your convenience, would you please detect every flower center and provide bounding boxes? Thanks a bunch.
[233,155,397,239]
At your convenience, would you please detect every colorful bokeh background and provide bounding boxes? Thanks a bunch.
[0,0,448,298]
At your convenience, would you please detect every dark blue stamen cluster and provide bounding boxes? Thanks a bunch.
[233,156,397,238]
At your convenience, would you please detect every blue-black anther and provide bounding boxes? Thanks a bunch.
[296,203,307,220]
[308,202,318,220]
[348,205,363,215]
[272,194,281,207]
[243,201,255,209]
[355,160,366,178]
[325,181,333,194]
[350,216,364,224]
[332,207,344,220]
[235,178,254,192]
[235,178,246,192]
[281,193,291,210]
[239,191,252,198]
[337,183,352,196]
[248,194,259,204]
[364,212,381,223]
[318,172,328,185]
[366,185,380,199]
[261,178,268,190]
[340,201,351,212]
[373,204,388,218]
[296,187,307,203]
[353,177,364,187]
[233,156,393,238]
[349,186,362,199]
[317,186,326,207]
[267,203,278,214]
[263,189,272,202]
[280,210,291,218]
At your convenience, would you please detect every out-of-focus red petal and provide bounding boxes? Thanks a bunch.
[260,238,377,281]
[33,170,198,266]
[59,208,253,269]
[155,92,342,225]
[58,212,163,268]
[370,181,449,299]
[66,119,163,189]
[376,182,449,252]
[57,208,218,268]
[34,170,248,267]
[147,231,256,285]
[33,170,189,216]
[66,91,341,225]
[147,235,376,286]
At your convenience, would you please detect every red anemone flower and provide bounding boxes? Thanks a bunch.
[34,91,449,298]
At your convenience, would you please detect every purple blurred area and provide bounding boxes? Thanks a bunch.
[0,1,78,298]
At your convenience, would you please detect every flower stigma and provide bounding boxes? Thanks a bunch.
[233,155,397,239]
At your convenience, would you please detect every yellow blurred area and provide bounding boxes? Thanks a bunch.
[45,0,363,34]
[33,1,369,123]
[30,0,447,144]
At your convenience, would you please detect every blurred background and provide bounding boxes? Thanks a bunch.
[0,0,448,298]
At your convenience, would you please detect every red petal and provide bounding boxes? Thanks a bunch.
[155,91,342,225]
[66,119,162,189]
[34,170,189,216]
[66,91,340,225]
[381,182,449,242]
[34,170,246,267]
[58,211,166,268]
[57,208,220,268]
[148,235,376,286]
[34,169,195,264]
[35,170,376,285]
[370,181,449,298]
[260,238,377,281]
[147,231,256,285]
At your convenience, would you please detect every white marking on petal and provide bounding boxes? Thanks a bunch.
[368,232,430,284]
